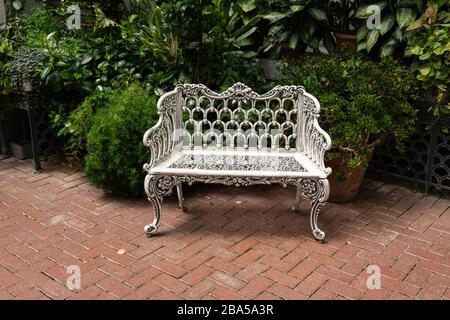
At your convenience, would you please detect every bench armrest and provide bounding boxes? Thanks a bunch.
[143,89,180,172]
[301,93,332,176]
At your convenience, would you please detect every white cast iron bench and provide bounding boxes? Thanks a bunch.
[143,83,332,240]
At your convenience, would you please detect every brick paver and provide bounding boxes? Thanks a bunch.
[0,157,449,300]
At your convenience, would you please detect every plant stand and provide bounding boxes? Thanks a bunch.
[15,91,56,173]
[0,120,9,158]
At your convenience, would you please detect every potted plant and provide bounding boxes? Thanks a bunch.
[282,54,418,202]
[328,0,365,55]
[8,48,47,160]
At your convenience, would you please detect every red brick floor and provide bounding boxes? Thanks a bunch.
[0,157,449,300]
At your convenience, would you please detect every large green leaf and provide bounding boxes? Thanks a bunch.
[355,2,387,19]
[357,25,369,42]
[366,29,379,52]
[263,12,289,23]
[237,0,257,13]
[392,27,404,42]
[290,5,306,13]
[419,66,431,76]
[308,8,328,22]
[379,15,395,35]
[234,26,257,45]
[40,66,52,80]
[231,15,260,38]
[380,43,395,57]
[357,41,367,52]
[288,33,299,49]
[396,8,416,28]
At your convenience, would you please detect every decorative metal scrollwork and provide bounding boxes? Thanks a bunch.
[142,83,332,240]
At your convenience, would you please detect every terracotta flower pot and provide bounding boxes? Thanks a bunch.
[326,157,367,203]
[333,32,356,56]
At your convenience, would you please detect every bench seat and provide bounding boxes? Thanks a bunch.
[148,149,327,179]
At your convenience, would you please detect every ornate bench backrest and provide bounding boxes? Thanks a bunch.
[144,82,330,174]
[175,82,307,151]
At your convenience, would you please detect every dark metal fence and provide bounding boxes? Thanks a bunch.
[369,114,450,194]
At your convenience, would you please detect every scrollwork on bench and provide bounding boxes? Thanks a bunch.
[142,83,332,241]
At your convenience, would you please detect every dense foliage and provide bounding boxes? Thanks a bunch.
[54,90,108,164]
[0,0,443,196]
[84,84,158,196]
[355,0,425,57]
[405,1,449,116]
[282,55,419,168]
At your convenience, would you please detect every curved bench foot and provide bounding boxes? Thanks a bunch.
[144,174,176,237]
[302,179,329,241]
[144,223,158,237]
[145,194,162,237]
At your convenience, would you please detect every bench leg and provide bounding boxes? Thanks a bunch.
[176,183,185,210]
[292,185,302,212]
[145,194,162,236]
[300,179,329,241]
[144,175,176,237]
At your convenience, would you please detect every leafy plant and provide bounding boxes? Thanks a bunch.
[10,48,47,89]
[355,0,425,57]
[22,6,65,48]
[84,84,159,196]
[405,1,450,116]
[54,90,109,164]
[162,0,262,84]
[40,7,152,94]
[262,0,335,57]
[328,0,365,33]
[282,54,418,168]
[0,38,15,96]
[0,13,27,93]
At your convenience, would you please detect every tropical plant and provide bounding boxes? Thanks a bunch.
[355,0,425,57]
[282,54,418,169]
[262,0,335,57]
[328,0,365,33]
[40,6,152,94]
[162,0,262,83]
[84,84,159,196]
[405,1,450,116]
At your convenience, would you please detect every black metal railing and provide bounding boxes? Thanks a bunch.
[369,114,450,193]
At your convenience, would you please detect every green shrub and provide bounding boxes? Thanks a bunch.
[54,90,109,164]
[23,7,65,48]
[405,2,449,116]
[84,84,158,196]
[282,54,418,168]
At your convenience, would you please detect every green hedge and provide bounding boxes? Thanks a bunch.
[84,84,158,196]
